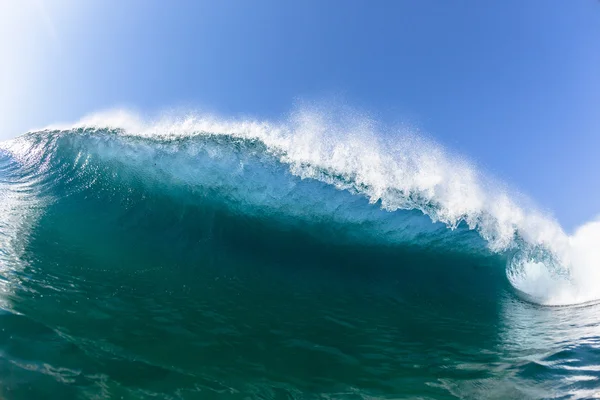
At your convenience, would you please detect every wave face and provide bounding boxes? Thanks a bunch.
[1,109,600,399]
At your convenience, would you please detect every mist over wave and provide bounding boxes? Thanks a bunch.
[2,106,599,306]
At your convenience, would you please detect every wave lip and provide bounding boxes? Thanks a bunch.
[2,108,598,306]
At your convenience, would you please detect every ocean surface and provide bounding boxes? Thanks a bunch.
[0,111,599,399]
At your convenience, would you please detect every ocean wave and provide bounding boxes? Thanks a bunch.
[1,108,598,306]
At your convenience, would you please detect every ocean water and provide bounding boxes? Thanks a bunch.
[0,110,600,399]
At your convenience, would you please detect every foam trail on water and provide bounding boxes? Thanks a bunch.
[17,107,600,305]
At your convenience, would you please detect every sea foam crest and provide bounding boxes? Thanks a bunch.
[31,108,600,305]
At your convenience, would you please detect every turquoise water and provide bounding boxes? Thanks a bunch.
[0,120,599,399]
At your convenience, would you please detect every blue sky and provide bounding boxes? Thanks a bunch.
[1,0,599,231]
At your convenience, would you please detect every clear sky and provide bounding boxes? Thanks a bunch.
[1,0,599,231]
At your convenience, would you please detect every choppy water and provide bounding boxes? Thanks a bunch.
[0,110,599,399]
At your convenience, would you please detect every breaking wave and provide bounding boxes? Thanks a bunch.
[1,108,598,306]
